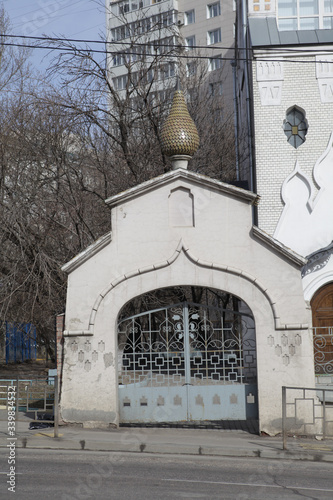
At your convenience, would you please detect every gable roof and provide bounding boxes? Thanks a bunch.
[61,170,306,275]
[62,232,111,274]
[105,169,258,208]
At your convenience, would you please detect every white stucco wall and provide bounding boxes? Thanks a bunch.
[61,169,314,434]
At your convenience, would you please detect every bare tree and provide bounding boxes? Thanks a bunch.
[0,4,246,358]
[38,4,241,186]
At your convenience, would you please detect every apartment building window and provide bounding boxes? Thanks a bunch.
[185,35,196,50]
[186,62,197,77]
[119,2,130,14]
[278,0,333,30]
[114,0,146,14]
[110,11,176,42]
[113,75,128,90]
[208,28,221,44]
[152,10,176,29]
[185,9,195,25]
[209,55,223,71]
[112,53,124,67]
[213,108,223,123]
[209,82,223,96]
[160,62,176,79]
[147,68,155,83]
[207,2,221,18]
[152,36,174,55]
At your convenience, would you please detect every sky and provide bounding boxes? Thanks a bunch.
[3,0,106,71]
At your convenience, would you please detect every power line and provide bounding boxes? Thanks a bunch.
[1,39,332,66]
[4,33,333,54]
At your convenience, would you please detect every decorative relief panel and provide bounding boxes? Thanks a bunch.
[70,340,78,352]
[257,60,284,106]
[67,337,112,371]
[257,61,284,81]
[247,393,255,404]
[169,187,194,227]
[213,394,221,405]
[268,331,302,362]
[84,340,91,352]
[157,396,165,406]
[98,340,105,352]
[195,395,204,406]
[174,395,182,406]
[230,394,238,404]
[316,55,333,103]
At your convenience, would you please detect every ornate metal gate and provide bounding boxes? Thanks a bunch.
[118,302,257,423]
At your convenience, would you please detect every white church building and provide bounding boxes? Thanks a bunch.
[237,1,333,389]
[58,86,318,435]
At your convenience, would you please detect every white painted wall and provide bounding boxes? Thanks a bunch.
[61,169,314,434]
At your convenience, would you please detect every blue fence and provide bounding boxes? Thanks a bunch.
[5,322,37,363]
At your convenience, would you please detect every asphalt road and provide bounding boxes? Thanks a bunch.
[1,449,333,500]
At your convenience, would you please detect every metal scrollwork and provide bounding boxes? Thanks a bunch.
[118,302,257,387]
[313,327,333,375]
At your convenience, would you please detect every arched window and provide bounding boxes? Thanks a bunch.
[283,106,308,149]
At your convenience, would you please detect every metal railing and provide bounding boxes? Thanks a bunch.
[282,386,333,449]
[312,326,333,375]
[0,376,59,438]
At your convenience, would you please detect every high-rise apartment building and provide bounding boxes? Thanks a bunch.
[106,1,236,109]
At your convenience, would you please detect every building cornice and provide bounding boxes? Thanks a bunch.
[252,226,307,267]
[62,232,112,274]
[105,169,258,208]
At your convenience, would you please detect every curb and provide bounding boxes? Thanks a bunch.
[1,439,333,462]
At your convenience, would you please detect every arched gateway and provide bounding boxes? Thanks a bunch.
[60,168,315,435]
[117,287,257,423]
[60,73,313,435]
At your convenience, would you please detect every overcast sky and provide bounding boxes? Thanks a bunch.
[3,0,106,70]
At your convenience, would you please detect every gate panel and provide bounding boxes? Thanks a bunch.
[118,302,257,423]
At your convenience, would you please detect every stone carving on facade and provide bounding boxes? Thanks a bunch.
[268,331,302,364]
[98,340,105,352]
[84,340,91,351]
[316,55,333,103]
[70,340,78,352]
[256,60,284,106]
[70,339,108,368]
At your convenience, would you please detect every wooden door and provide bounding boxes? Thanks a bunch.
[311,283,333,374]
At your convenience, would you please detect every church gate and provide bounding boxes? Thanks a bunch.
[118,297,257,423]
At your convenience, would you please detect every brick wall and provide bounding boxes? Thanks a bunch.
[252,52,333,236]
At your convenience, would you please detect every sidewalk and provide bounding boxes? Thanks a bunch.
[1,417,333,462]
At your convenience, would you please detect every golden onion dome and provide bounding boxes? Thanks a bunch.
[160,82,199,160]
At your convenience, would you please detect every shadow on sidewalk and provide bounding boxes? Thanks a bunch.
[120,419,259,435]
